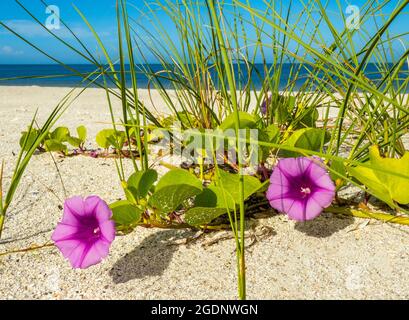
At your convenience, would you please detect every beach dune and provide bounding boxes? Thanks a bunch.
[0,86,409,299]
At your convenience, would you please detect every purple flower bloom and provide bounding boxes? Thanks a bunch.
[261,95,271,115]
[52,196,115,269]
[266,157,335,221]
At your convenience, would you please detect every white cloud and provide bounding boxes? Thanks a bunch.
[0,45,23,55]
[1,19,111,39]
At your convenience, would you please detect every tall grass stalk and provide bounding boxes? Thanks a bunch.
[207,0,246,299]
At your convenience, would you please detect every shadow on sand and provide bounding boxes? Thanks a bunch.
[294,212,354,238]
[109,229,194,284]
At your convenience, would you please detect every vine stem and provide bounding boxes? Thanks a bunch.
[0,242,54,258]
[327,206,409,225]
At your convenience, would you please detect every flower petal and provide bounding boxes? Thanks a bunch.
[80,241,110,269]
[266,183,291,201]
[51,223,79,242]
[61,203,80,226]
[307,159,328,180]
[53,239,82,260]
[304,197,325,220]
[311,189,334,209]
[95,199,113,223]
[278,157,312,178]
[66,241,87,269]
[269,166,291,186]
[84,195,101,216]
[285,200,308,221]
[65,196,86,217]
[269,197,304,218]
[314,174,336,192]
[99,220,116,243]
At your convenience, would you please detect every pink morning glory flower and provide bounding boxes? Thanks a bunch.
[267,157,335,221]
[52,196,115,269]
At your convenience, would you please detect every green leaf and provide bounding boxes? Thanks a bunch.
[215,170,262,204]
[156,168,202,190]
[110,200,143,227]
[347,146,409,206]
[195,185,235,209]
[258,129,275,161]
[184,185,236,226]
[44,139,67,153]
[19,129,40,151]
[330,159,347,189]
[297,108,319,128]
[185,207,230,226]
[149,169,203,213]
[369,146,409,204]
[127,169,158,199]
[176,111,195,128]
[280,128,330,158]
[77,125,87,142]
[66,136,82,148]
[50,127,70,142]
[107,131,126,150]
[96,129,116,149]
[264,124,280,142]
[274,95,292,125]
[219,111,257,130]
[347,164,395,208]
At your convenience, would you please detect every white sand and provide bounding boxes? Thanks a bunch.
[0,86,409,299]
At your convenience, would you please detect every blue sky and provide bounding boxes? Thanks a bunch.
[0,0,407,64]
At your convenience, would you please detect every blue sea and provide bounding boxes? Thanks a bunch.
[0,63,408,91]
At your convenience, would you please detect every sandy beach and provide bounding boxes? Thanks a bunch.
[1,86,409,299]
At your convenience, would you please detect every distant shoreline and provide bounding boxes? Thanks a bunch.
[1,63,408,91]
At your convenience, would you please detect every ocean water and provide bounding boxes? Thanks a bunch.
[0,63,407,91]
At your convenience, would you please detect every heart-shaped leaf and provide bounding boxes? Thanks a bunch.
[77,125,87,142]
[184,185,236,225]
[66,136,82,148]
[107,131,126,150]
[348,146,409,206]
[127,169,158,199]
[219,111,257,130]
[96,129,115,149]
[110,200,143,227]
[44,139,67,153]
[347,164,395,208]
[185,207,230,226]
[195,185,236,209]
[369,146,409,204]
[149,169,203,214]
[280,128,330,158]
[50,127,70,142]
[215,170,262,204]
[96,129,127,149]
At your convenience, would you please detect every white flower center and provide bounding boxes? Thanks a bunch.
[300,187,311,197]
